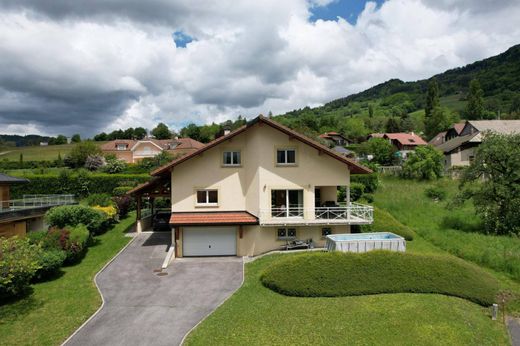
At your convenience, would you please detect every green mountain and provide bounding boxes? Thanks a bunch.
[275,44,520,141]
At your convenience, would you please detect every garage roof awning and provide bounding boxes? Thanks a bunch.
[170,211,258,226]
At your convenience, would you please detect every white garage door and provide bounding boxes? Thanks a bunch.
[183,226,237,256]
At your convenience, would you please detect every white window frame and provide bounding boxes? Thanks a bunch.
[223,151,241,166]
[196,189,218,206]
[116,144,127,151]
[276,148,296,165]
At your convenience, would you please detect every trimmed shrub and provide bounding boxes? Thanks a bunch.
[261,252,499,306]
[32,248,67,281]
[9,172,149,198]
[351,174,379,193]
[113,195,133,218]
[0,237,41,297]
[84,193,113,207]
[112,186,134,196]
[45,205,109,234]
[361,207,415,240]
[425,186,447,201]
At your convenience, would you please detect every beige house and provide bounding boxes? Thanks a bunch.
[437,120,520,170]
[100,138,204,163]
[131,115,373,258]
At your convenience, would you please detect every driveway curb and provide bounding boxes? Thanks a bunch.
[61,235,137,346]
[179,257,245,345]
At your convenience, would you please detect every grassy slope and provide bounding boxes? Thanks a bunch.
[373,177,520,314]
[185,251,509,346]
[0,213,134,345]
[0,142,106,161]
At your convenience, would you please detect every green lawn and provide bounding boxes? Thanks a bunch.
[185,253,509,346]
[0,213,134,345]
[0,142,106,161]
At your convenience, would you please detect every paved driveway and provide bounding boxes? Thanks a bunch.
[64,232,243,346]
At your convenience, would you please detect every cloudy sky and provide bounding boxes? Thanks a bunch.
[0,0,519,137]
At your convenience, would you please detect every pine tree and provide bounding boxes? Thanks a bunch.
[466,79,484,119]
[368,104,374,118]
[425,79,440,119]
[385,117,401,133]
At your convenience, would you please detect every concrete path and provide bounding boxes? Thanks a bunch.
[509,317,520,346]
[64,232,243,346]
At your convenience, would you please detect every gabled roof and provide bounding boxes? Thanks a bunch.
[428,131,446,146]
[152,115,372,176]
[437,133,480,154]
[452,122,466,135]
[384,133,427,146]
[100,138,204,151]
[466,120,520,134]
[0,173,29,184]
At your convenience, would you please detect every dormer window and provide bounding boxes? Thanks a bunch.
[116,144,127,151]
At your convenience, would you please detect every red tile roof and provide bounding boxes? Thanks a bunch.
[170,211,259,226]
[453,122,465,134]
[384,133,427,146]
[152,115,372,176]
[100,138,204,151]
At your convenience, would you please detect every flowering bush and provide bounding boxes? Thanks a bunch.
[92,205,118,221]
[0,237,41,297]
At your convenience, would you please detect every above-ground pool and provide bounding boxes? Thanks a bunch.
[326,232,406,253]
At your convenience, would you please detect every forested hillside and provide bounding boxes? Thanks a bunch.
[274,44,520,142]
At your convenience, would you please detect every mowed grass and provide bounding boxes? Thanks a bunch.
[185,253,510,346]
[261,252,499,306]
[0,213,134,346]
[0,142,105,161]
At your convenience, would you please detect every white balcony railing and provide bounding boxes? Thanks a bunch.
[259,203,373,226]
[0,194,76,214]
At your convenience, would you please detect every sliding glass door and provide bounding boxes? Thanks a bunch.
[271,189,304,217]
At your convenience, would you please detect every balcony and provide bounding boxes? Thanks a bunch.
[1,195,76,220]
[259,203,373,226]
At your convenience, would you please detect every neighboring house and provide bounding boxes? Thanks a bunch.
[319,132,349,146]
[100,138,204,163]
[368,132,427,160]
[130,115,373,258]
[438,120,520,170]
[429,122,465,146]
[0,174,75,237]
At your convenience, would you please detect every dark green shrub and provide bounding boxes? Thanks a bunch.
[112,186,134,196]
[9,172,149,198]
[351,174,379,193]
[361,207,415,240]
[362,193,374,203]
[350,183,365,201]
[45,205,108,234]
[113,196,133,218]
[261,252,499,306]
[84,193,113,207]
[32,248,66,281]
[425,186,447,201]
[0,237,41,297]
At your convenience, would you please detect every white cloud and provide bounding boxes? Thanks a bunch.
[0,0,519,136]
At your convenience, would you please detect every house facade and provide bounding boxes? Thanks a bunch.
[100,138,204,163]
[368,132,427,160]
[140,116,373,258]
[319,132,349,146]
[437,120,520,170]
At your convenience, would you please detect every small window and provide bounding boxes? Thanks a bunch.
[196,189,218,205]
[116,144,127,151]
[223,151,241,166]
[276,149,296,165]
[322,228,332,238]
[277,228,296,240]
[469,155,475,163]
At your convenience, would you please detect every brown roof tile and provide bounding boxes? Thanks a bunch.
[170,211,259,226]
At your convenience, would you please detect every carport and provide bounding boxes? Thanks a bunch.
[127,177,171,233]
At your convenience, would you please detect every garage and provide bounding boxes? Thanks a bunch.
[183,226,237,256]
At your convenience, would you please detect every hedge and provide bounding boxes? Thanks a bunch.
[351,174,379,193]
[361,206,415,240]
[261,252,499,306]
[45,205,110,235]
[9,172,149,198]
